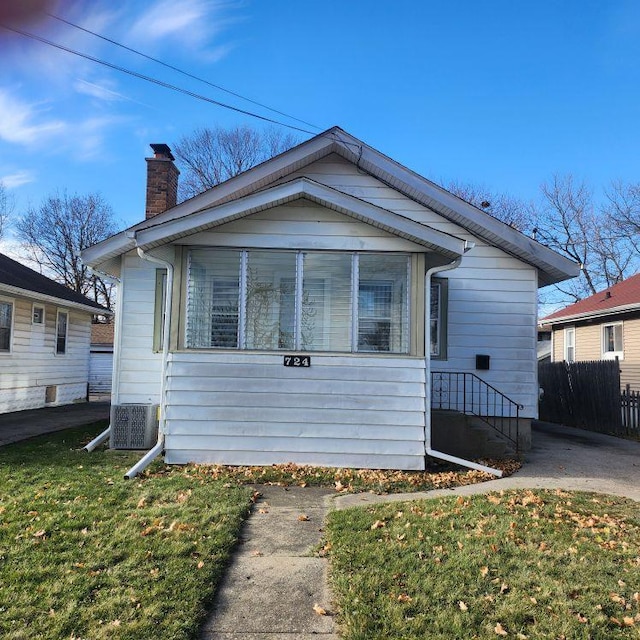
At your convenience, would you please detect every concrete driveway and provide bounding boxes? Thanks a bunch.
[335,420,640,509]
[0,401,110,447]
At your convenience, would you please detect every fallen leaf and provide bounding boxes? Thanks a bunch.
[298,514,310,521]
[480,566,489,578]
[500,583,509,595]
[33,530,46,538]
[495,622,508,635]
[197,560,204,569]
[251,550,264,557]
[313,604,327,616]
[137,497,146,509]
[371,520,386,529]
[258,508,269,514]
[458,600,468,611]
[623,617,636,627]
[397,593,412,603]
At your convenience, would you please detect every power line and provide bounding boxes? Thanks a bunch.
[44,11,323,133]
[1,23,318,136]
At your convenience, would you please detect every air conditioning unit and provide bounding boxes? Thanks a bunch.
[110,404,159,450]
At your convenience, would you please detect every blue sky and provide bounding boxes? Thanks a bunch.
[1,0,639,236]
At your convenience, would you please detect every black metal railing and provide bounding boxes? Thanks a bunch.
[431,371,521,452]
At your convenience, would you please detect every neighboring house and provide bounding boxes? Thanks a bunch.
[89,322,114,395]
[82,127,578,471]
[539,273,640,389]
[537,325,552,364]
[0,253,109,413]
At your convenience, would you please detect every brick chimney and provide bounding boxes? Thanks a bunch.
[145,143,180,219]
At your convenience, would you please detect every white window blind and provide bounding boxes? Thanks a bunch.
[186,249,411,354]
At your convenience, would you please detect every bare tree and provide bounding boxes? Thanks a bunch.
[533,175,639,305]
[16,191,119,311]
[447,180,533,232]
[174,125,298,200]
[0,182,13,239]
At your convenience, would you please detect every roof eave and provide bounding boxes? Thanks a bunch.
[540,302,640,326]
[0,283,110,314]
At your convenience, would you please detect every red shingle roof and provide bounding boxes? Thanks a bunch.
[541,273,640,323]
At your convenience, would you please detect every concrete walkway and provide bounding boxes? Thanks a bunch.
[199,485,339,640]
[200,421,639,638]
[0,401,110,447]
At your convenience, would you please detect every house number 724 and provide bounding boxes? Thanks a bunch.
[283,355,311,367]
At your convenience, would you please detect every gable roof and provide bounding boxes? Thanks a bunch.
[82,126,579,286]
[540,273,640,325]
[0,253,108,313]
[134,177,467,258]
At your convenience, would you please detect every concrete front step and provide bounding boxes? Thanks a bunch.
[431,410,517,460]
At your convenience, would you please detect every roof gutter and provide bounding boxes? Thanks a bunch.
[424,246,503,478]
[124,243,173,479]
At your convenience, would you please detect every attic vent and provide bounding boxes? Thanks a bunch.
[110,404,159,450]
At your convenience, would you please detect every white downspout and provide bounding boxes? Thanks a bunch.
[84,267,121,453]
[425,248,503,478]
[124,246,174,479]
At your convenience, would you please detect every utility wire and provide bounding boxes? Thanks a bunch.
[0,23,317,136]
[44,11,323,132]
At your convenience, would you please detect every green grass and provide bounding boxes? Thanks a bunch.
[0,423,252,640]
[326,490,640,640]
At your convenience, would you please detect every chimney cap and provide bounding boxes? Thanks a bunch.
[149,143,175,162]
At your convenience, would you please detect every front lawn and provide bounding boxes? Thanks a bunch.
[0,424,252,640]
[326,490,640,639]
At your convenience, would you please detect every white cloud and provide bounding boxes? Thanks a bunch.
[70,115,129,161]
[0,171,35,189]
[0,90,67,146]
[128,0,239,52]
[73,79,128,102]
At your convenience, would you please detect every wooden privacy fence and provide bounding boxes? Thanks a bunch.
[621,384,640,435]
[538,360,624,434]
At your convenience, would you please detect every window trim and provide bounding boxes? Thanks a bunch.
[564,325,575,363]
[0,298,14,354]
[185,249,412,355]
[602,321,624,361]
[55,309,69,355]
[153,269,167,352]
[430,277,448,360]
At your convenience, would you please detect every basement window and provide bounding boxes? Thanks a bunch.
[186,249,410,354]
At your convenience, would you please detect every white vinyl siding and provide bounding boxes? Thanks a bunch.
[281,155,540,417]
[164,352,426,470]
[115,252,165,405]
[0,296,92,413]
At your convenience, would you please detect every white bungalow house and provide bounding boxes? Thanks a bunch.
[0,253,108,413]
[81,128,578,475]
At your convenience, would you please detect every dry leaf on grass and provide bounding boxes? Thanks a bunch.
[458,600,468,611]
[494,622,508,635]
[371,520,386,530]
